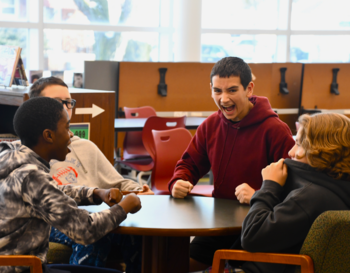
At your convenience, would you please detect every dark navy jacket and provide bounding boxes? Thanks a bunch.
[239,159,350,273]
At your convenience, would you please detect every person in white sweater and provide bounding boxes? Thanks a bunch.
[50,136,144,191]
[29,77,153,273]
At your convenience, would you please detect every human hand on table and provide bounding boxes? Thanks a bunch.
[93,188,123,206]
[119,193,142,214]
[122,185,154,195]
[262,158,288,187]
[137,184,154,195]
[172,180,193,198]
[235,183,255,204]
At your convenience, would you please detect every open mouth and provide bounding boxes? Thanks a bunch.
[222,105,236,114]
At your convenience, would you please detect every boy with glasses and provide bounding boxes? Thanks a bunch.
[56,98,76,109]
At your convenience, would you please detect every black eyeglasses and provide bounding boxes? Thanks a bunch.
[56,99,76,109]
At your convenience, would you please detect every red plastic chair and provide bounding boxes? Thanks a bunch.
[123,106,157,160]
[124,106,156,119]
[142,116,186,161]
[151,128,213,196]
[116,106,156,174]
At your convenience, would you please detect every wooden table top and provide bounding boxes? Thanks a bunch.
[80,195,250,237]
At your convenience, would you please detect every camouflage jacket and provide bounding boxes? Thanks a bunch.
[0,142,126,272]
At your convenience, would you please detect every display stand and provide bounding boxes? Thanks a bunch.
[0,45,28,87]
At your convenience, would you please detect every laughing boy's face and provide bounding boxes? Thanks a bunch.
[211,75,253,122]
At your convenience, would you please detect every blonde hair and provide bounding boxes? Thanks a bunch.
[298,113,350,180]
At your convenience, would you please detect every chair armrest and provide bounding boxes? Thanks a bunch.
[0,255,43,273]
[211,250,314,273]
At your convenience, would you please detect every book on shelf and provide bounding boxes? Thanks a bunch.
[0,133,19,143]
[0,45,28,87]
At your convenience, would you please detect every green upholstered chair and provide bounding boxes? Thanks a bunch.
[211,210,350,273]
[47,242,72,264]
[47,242,125,271]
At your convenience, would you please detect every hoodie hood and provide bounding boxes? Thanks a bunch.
[284,158,350,208]
[218,95,278,128]
[0,142,49,179]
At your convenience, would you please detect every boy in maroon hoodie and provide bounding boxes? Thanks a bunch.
[167,57,295,272]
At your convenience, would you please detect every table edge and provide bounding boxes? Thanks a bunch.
[112,226,242,237]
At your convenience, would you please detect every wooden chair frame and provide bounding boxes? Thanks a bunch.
[0,255,43,273]
[211,250,314,273]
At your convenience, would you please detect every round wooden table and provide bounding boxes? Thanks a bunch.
[82,195,250,273]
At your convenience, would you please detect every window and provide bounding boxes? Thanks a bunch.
[44,29,159,70]
[291,0,350,30]
[0,0,349,74]
[43,0,161,27]
[0,28,28,67]
[202,0,288,30]
[0,0,28,21]
[201,33,286,63]
[0,0,173,73]
[201,0,350,63]
[291,35,350,63]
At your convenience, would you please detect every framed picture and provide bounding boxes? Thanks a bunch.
[72,72,84,88]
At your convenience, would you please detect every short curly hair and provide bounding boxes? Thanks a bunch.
[210,57,252,90]
[298,113,350,180]
[13,97,64,148]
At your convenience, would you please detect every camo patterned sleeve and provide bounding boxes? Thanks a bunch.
[23,169,127,246]
[58,184,98,205]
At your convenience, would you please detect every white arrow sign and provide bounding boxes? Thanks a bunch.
[75,104,105,118]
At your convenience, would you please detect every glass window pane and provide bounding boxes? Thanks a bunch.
[291,0,350,30]
[0,0,28,21]
[201,34,282,63]
[44,0,160,27]
[0,28,28,68]
[290,35,350,63]
[202,0,288,30]
[44,29,159,71]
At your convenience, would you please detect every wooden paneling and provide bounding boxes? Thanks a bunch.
[117,62,215,151]
[251,63,302,109]
[0,87,115,164]
[251,63,303,134]
[70,92,115,164]
[119,62,302,111]
[118,62,216,112]
[117,62,303,136]
[301,63,350,110]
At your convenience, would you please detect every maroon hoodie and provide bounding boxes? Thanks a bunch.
[168,95,295,200]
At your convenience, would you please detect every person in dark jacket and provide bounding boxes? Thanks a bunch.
[238,112,350,273]
[168,57,295,272]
